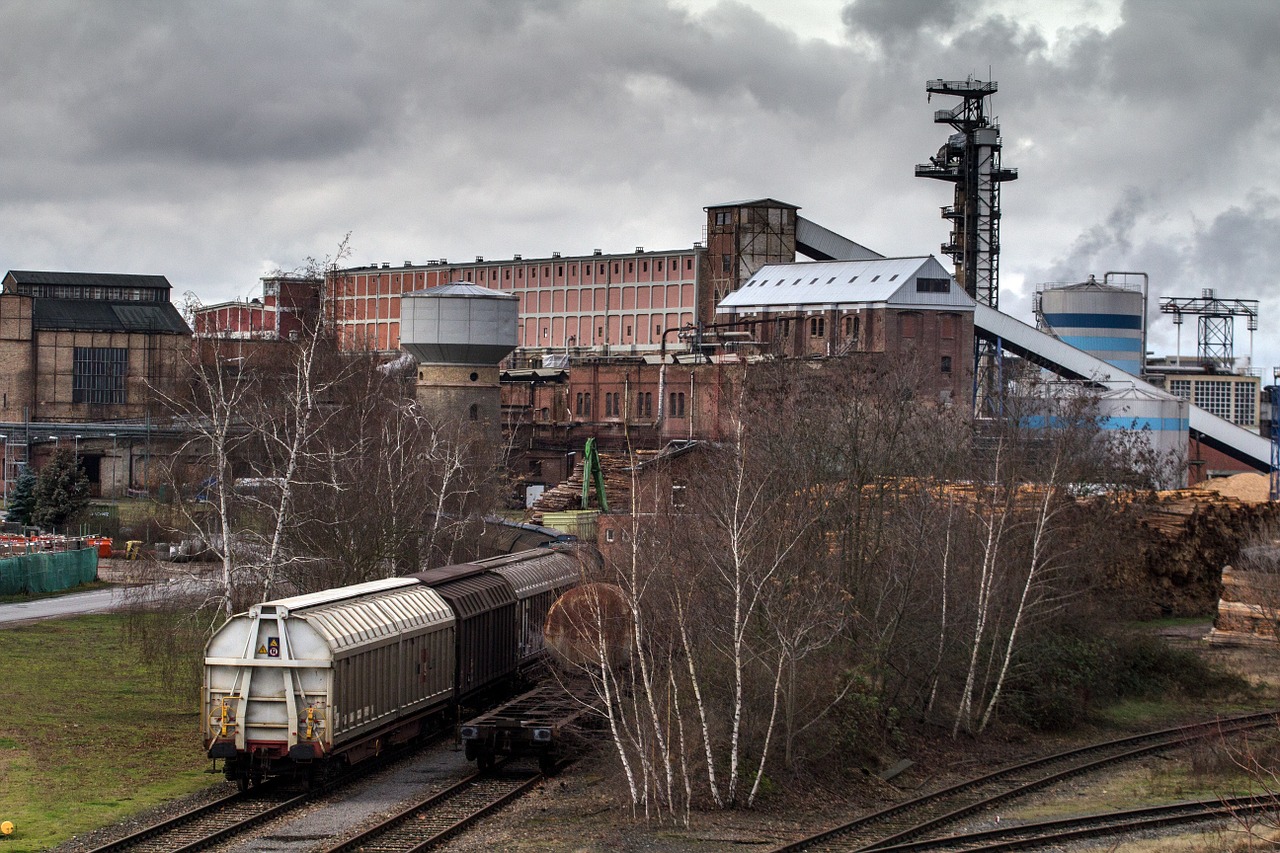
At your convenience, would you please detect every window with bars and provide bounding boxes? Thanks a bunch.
[1193,380,1232,420]
[73,347,127,404]
[1234,381,1256,425]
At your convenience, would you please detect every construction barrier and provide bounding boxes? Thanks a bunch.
[0,547,99,595]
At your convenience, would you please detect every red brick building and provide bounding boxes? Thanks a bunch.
[193,275,320,341]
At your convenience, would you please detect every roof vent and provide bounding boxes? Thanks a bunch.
[403,261,413,267]
[514,254,522,261]
[552,252,561,258]
[693,241,702,249]
[476,256,484,263]
[635,246,644,253]
[439,258,448,264]
[593,248,602,255]
[381,262,390,269]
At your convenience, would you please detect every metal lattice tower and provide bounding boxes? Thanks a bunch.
[1159,289,1258,370]
[916,78,1017,412]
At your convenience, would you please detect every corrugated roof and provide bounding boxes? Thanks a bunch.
[31,299,190,334]
[717,257,974,312]
[705,198,800,210]
[5,270,172,290]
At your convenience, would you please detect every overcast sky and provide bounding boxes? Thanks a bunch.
[2,0,1277,375]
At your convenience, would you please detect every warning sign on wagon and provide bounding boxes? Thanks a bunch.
[258,637,280,657]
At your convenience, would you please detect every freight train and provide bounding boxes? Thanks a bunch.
[202,543,600,789]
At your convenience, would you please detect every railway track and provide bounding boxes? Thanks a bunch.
[867,793,1280,851]
[774,710,1279,852]
[85,785,307,852]
[320,759,546,853]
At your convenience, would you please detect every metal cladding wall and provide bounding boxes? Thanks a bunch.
[410,564,518,700]
[400,284,518,365]
[1040,282,1144,375]
[1097,386,1190,487]
[491,549,585,665]
[202,579,455,758]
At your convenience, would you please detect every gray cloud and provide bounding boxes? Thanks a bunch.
[0,0,1277,369]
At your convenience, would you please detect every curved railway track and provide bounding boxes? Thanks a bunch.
[868,793,1280,851]
[85,785,308,852]
[774,710,1279,852]
[320,759,546,853]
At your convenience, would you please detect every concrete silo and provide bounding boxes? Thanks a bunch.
[399,283,519,434]
[1037,276,1145,376]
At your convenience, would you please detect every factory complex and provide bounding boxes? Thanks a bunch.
[0,80,1275,509]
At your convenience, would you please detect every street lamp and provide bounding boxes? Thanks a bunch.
[49,435,59,450]
[74,434,82,458]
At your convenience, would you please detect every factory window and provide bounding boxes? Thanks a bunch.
[1234,382,1256,425]
[686,259,693,270]
[571,265,577,275]
[669,392,686,418]
[940,313,957,339]
[779,318,790,337]
[917,277,951,293]
[810,317,825,337]
[73,347,128,405]
[557,265,564,276]
[599,264,606,275]
[721,254,732,273]
[900,313,920,338]
[1193,380,1232,420]
[642,261,648,272]
[605,393,615,417]
[671,479,688,508]
[606,528,615,543]
[871,275,880,282]
[714,210,731,226]
[469,404,479,421]
[505,269,510,279]
[941,356,953,374]
[656,260,663,271]
[1168,380,1191,400]
[613,263,620,274]
[627,261,634,273]
[518,268,523,278]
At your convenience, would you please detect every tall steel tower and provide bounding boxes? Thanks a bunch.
[916,78,1017,410]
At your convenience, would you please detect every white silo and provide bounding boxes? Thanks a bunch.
[1097,385,1189,488]
[399,283,519,433]
[1038,276,1145,376]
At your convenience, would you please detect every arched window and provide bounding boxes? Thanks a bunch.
[468,403,479,421]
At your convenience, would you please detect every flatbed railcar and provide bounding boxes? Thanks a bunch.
[201,543,598,789]
[459,682,598,772]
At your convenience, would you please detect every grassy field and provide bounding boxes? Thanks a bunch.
[0,615,216,851]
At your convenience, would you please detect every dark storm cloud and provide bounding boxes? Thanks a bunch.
[841,0,960,45]
[0,0,1276,369]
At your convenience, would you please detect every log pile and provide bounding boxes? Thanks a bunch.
[528,452,647,523]
[1108,489,1280,618]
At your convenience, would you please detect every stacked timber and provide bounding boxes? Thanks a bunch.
[1109,488,1280,618]
[528,452,647,524]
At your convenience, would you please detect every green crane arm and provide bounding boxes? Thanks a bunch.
[581,438,609,513]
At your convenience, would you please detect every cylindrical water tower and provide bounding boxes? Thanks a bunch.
[399,284,519,436]
[1097,386,1189,488]
[1038,276,1145,375]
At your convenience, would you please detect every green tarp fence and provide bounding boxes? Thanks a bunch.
[0,547,99,595]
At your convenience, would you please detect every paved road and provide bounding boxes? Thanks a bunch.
[0,586,128,627]
[0,576,222,628]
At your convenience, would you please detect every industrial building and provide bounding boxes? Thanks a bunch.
[0,270,190,497]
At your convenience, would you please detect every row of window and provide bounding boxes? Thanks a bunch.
[1167,378,1258,426]
[575,391,685,419]
[17,285,164,302]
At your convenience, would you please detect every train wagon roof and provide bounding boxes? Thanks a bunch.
[417,572,515,619]
[250,577,419,617]
[298,586,453,651]
[490,550,583,599]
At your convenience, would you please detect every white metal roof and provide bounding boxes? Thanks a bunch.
[717,257,973,314]
[251,578,418,617]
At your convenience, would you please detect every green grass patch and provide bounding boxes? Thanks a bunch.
[0,614,215,851]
